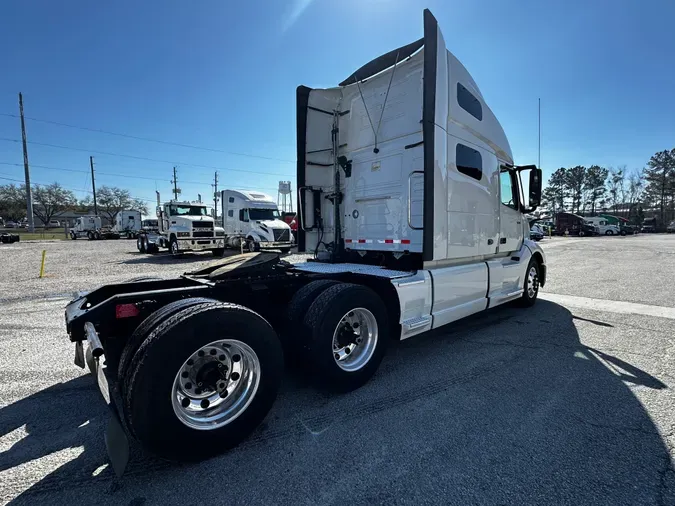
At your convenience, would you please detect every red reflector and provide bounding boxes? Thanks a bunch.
[384,239,394,244]
[345,239,352,243]
[116,303,140,319]
[401,239,411,244]
[358,239,366,243]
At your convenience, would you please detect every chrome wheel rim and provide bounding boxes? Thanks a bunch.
[332,308,378,372]
[171,241,179,255]
[527,266,539,299]
[171,339,261,430]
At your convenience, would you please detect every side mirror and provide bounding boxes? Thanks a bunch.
[156,206,162,218]
[528,167,542,211]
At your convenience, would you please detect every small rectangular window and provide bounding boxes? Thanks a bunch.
[228,197,235,203]
[456,144,482,181]
[227,210,233,217]
[500,170,517,209]
[457,83,483,121]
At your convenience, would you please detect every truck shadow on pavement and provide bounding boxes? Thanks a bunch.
[2,301,674,505]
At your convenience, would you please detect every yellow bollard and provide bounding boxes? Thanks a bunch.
[39,250,46,278]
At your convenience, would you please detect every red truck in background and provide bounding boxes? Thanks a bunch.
[282,212,297,242]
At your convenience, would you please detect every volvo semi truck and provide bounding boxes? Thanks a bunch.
[63,9,545,476]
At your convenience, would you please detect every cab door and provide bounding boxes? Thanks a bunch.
[498,168,523,253]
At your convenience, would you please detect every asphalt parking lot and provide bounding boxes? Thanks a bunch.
[1,236,674,505]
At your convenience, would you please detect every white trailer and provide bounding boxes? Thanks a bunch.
[220,189,293,253]
[114,210,142,239]
[65,10,547,473]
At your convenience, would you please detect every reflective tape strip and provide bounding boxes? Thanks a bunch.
[347,238,411,245]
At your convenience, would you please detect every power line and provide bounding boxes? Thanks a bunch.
[0,137,295,178]
[0,112,296,164]
[0,161,281,192]
[0,174,158,203]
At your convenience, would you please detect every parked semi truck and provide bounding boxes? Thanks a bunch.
[583,216,621,236]
[69,216,121,240]
[221,189,293,253]
[135,196,225,256]
[63,10,546,476]
[115,210,142,239]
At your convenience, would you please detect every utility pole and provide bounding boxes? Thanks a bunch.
[212,171,219,220]
[170,166,179,200]
[18,93,35,232]
[90,156,98,215]
[538,98,541,170]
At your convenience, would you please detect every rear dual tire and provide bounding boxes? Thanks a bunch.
[121,301,283,462]
[290,282,389,392]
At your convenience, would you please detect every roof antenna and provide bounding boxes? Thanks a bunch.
[355,50,400,154]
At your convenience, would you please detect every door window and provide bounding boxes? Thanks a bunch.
[500,170,518,209]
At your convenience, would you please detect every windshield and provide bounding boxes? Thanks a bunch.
[248,208,281,221]
[169,205,208,217]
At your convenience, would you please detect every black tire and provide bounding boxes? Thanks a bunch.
[620,230,627,236]
[147,243,159,254]
[170,236,180,256]
[284,279,339,358]
[70,231,77,240]
[605,230,613,236]
[578,230,585,237]
[123,302,283,461]
[88,231,95,241]
[303,283,389,392]
[280,248,291,255]
[212,248,225,257]
[137,235,147,253]
[247,239,260,252]
[118,297,215,394]
[518,258,540,307]
[95,231,101,240]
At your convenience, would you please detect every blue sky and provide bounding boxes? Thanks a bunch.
[1,0,674,210]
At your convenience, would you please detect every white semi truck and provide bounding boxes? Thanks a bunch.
[220,189,293,253]
[69,216,101,239]
[69,216,121,240]
[136,197,225,256]
[64,10,546,474]
[114,210,142,239]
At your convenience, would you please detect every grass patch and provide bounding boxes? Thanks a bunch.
[2,228,68,241]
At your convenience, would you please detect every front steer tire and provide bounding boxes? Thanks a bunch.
[123,302,283,462]
[303,283,389,393]
[518,258,541,307]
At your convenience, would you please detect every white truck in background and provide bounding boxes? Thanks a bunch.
[221,189,293,253]
[64,10,547,471]
[136,196,225,256]
[70,216,101,240]
[69,216,121,240]
[114,210,142,239]
[584,217,620,236]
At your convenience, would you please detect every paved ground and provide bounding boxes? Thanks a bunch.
[0,236,673,505]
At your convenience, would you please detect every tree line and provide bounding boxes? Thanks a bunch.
[0,182,148,227]
[541,149,675,225]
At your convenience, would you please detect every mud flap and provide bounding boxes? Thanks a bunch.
[74,341,85,369]
[105,413,130,478]
[96,357,130,478]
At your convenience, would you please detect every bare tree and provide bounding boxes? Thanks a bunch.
[606,166,626,215]
[31,183,77,228]
[0,184,27,221]
[94,186,149,224]
[627,168,645,222]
